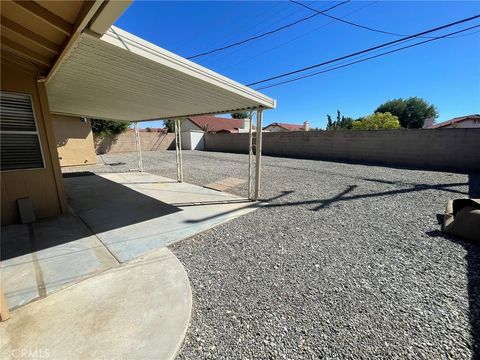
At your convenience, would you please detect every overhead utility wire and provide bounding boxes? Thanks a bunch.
[186,0,351,60]
[197,1,325,66]
[217,1,377,71]
[254,23,480,90]
[247,14,480,86]
[290,0,437,38]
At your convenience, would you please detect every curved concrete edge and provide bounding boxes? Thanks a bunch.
[0,247,192,360]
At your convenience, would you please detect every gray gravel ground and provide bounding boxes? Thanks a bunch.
[64,151,480,359]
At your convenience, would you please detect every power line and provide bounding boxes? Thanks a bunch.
[217,1,377,71]
[247,14,480,86]
[198,1,288,56]
[254,24,480,90]
[290,0,476,40]
[197,1,325,66]
[186,0,351,60]
[290,0,433,38]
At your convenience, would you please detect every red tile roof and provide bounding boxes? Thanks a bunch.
[429,114,480,128]
[187,116,245,133]
[264,122,304,131]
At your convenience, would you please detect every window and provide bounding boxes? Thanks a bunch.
[0,91,45,171]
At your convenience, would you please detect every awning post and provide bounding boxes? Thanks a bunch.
[254,109,263,200]
[134,122,143,172]
[248,111,254,200]
[175,118,184,182]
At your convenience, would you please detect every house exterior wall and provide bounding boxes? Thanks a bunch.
[205,129,480,173]
[52,115,97,167]
[1,61,67,225]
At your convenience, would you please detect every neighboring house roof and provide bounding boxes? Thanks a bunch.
[264,122,304,131]
[187,116,245,133]
[429,114,480,128]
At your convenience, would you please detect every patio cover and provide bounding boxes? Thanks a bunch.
[46,26,276,121]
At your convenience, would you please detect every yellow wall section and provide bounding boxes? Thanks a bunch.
[1,60,66,225]
[52,115,97,167]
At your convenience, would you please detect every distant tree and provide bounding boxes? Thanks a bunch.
[231,112,250,119]
[91,119,130,136]
[326,115,334,130]
[163,120,175,133]
[351,112,400,130]
[326,110,354,130]
[145,127,152,132]
[375,97,438,128]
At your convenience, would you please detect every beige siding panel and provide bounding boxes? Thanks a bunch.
[1,61,63,225]
[52,115,97,167]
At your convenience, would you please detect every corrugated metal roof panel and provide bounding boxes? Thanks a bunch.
[47,26,275,121]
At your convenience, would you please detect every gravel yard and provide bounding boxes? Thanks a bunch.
[65,151,480,359]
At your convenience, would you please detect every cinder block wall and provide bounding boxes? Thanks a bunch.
[205,129,480,173]
[95,131,175,154]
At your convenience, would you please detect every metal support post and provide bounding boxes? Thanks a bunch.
[134,122,143,172]
[248,111,254,200]
[254,109,263,200]
[175,118,184,182]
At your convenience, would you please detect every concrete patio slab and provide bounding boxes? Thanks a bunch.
[63,171,258,263]
[0,247,191,360]
[1,216,118,310]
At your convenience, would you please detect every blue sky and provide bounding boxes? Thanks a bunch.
[115,1,480,129]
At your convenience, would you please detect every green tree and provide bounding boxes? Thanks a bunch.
[326,110,354,130]
[326,115,334,130]
[163,120,175,132]
[351,112,401,130]
[231,112,250,119]
[375,97,438,128]
[91,119,130,135]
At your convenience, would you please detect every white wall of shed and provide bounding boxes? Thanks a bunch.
[181,131,204,150]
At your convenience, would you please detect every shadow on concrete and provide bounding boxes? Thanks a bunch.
[63,172,181,233]
[1,172,181,260]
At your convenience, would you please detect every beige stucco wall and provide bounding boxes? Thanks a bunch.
[1,60,67,225]
[52,115,97,167]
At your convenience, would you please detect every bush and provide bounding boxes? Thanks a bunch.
[351,112,401,130]
[91,119,130,136]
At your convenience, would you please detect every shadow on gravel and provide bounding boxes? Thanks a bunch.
[261,181,468,211]
[428,230,480,359]
[426,175,480,358]
[186,179,469,224]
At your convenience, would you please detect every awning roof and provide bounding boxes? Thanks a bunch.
[46,26,276,122]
